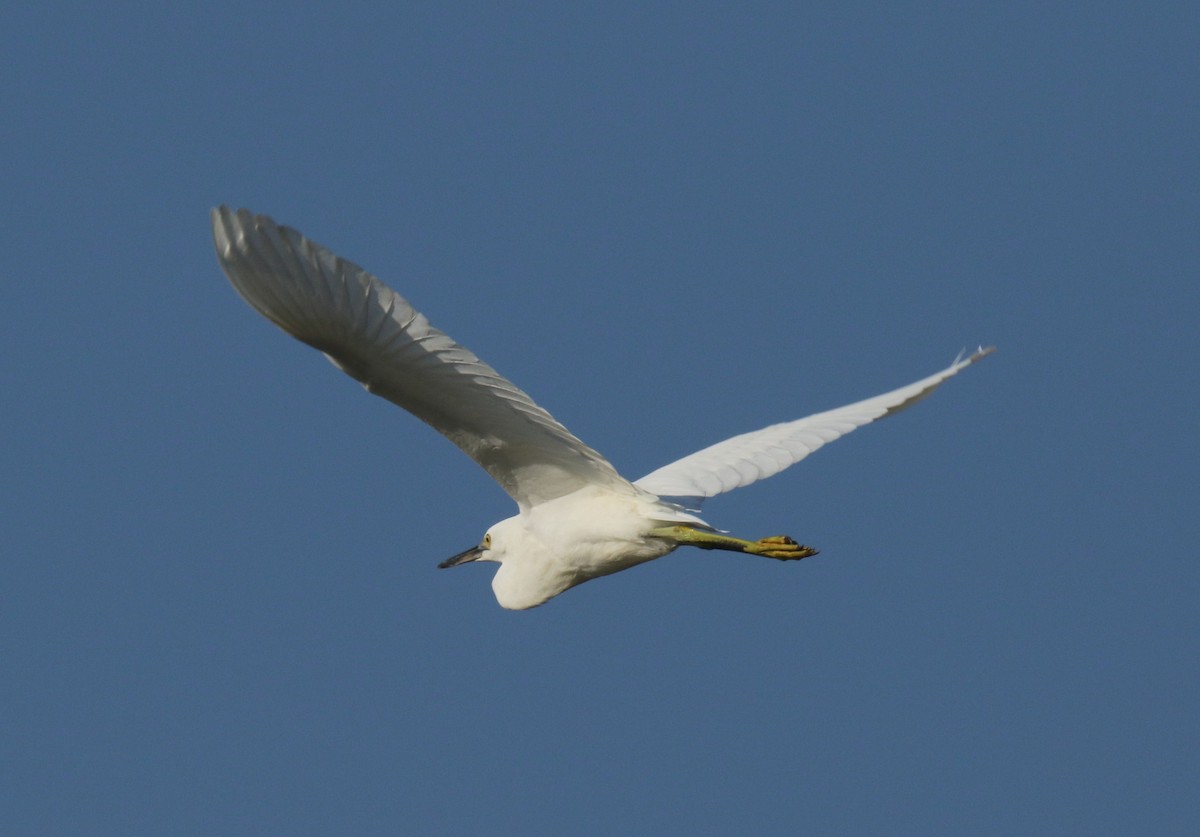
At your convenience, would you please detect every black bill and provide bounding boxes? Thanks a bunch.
[438,545,484,569]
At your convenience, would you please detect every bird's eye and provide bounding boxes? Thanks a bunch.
[483,534,492,548]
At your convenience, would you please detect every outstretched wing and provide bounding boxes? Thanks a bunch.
[212,206,632,511]
[633,348,994,504]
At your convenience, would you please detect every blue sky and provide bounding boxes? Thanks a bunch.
[2,2,1196,833]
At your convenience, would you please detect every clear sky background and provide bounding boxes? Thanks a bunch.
[3,2,1196,834]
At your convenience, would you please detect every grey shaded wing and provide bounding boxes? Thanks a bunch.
[212,206,632,511]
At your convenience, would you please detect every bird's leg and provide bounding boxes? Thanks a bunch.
[650,525,818,561]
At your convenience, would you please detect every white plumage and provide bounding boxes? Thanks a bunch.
[213,206,992,609]
[632,348,990,504]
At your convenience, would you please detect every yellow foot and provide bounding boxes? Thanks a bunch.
[750,535,819,561]
[648,525,819,562]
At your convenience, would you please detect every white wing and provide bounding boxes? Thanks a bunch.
[633,348,994,504]
[212,206,633,511]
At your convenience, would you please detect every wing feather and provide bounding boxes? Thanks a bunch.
[633,348,994,503]
[212,206,632,510]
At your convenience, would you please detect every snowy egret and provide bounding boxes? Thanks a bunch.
[212,207,992,610]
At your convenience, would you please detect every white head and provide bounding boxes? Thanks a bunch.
[437,516,571,610]
[437,516,514,570]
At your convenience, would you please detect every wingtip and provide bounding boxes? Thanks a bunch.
[210,206,234,257]
[211,205,270,233]
[956,345,996,366]
[211,206,282,261]
[210,205,247,245]
[210,204,241,231]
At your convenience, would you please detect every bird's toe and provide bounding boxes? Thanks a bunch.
[754,535,818,560]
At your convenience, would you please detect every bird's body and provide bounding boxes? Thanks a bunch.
[485,488,680,610]
[212,206,992,609]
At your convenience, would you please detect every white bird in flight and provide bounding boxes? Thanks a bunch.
[212,207,992,610]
